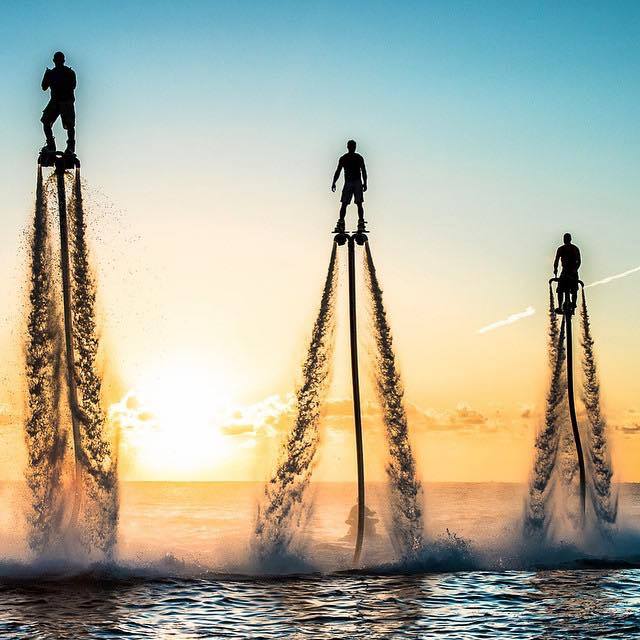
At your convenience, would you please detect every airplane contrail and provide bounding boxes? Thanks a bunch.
[478,306,535,334]
[477,264,640,334]
[585,265,640,289]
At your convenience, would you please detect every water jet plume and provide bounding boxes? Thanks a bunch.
[254,244,338,561]
[579,290,617,526]
[24,167,66,553]
[363,242,424,560]
[68,171,119,556]
[524,284,567,537]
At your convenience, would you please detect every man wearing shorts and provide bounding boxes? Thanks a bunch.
[41,51,77,155]
[553,233,581,314]
[331,140,368,233]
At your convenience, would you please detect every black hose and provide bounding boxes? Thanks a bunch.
[347,236,365,566]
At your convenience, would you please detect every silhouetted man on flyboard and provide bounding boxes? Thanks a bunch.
[332,140,368,233]
[553,232,581,314]
[41,51,77,155]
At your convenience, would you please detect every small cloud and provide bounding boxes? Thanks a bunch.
[616,423,640,435]
[108,391,159,434]
[218,394,295,439]
[0,414,15,427]
[520,405,534,419]
[323,399,356,418]
[220,423,256,436]
[0,404,18,428]
[452,404,488,426]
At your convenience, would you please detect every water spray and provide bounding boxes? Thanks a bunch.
[527,277,616,536]
[579,289,617,525]
[254,244,338,562]
[256,225,423,567]
[550,277,587,523]
[24,165,65,552]
[336,229,423,563]
[524,284,567,535]
[24,150,118,556]
[363,242,424,560]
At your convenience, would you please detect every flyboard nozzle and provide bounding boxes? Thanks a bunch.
[333,232,349,246]
[353,231,368,246]
[38,149,80,171]
[55,153,80,173]
[333,231,368,246]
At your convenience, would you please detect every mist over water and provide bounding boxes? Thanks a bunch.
[254,244,339,564]
[363,243,424,560]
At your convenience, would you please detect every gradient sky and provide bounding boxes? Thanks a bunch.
[0,1,638,481]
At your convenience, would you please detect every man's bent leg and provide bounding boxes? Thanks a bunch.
[66,126,76,153]
[356,204,367,232]
[333,203,348,233]
[41,102,58,151]
[556,290,564,314]
[61,104,76,153]
[42,122,55,150]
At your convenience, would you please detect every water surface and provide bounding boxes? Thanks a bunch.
[1,482,640,638]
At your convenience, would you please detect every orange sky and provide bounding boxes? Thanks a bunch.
[0,3,638,484]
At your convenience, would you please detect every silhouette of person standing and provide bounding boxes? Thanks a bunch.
[331,140,368,233]
[41,51,77,155]
[553,233,581,313]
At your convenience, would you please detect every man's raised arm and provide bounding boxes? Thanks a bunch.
[331,159,343,192]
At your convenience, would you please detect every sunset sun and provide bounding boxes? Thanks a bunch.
[125,356,234,479]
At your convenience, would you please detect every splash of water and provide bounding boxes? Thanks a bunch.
[363,243,424,560]
[579,290,617,525]
[23,168,118,558]
[68,172,119,556]
[24,168,67,553]
[254,244,338,562]
[524,285,567,536]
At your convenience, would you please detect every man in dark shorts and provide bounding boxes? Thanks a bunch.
[331,140,368,233]
[553,232,581,313]
[41,51,77,154]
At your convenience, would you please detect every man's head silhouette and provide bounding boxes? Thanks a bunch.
[347,140,357,153]
[564,232,572,244]
[53,51,65,66]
